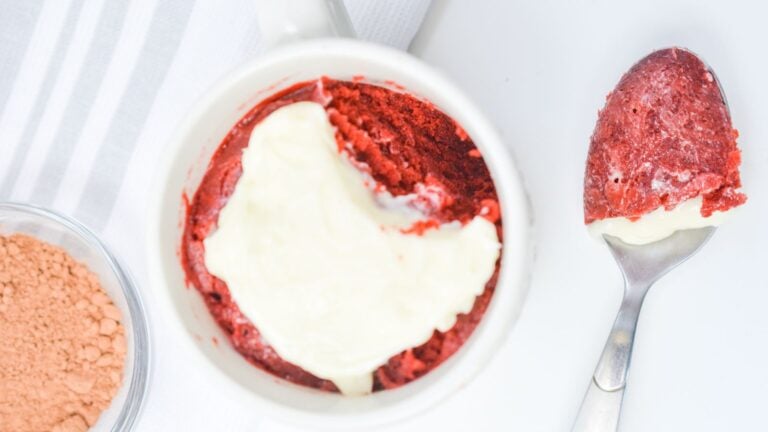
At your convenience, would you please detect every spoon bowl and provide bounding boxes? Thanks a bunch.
[604,227,716,294]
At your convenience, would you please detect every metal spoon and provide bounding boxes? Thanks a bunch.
[572,49,732,431]
[571,226,715,431]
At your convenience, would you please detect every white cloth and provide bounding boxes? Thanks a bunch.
[0,0,430,430]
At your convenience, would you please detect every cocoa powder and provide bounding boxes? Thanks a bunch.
[0,234,126,432]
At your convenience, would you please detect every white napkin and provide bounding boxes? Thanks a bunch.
[0,1,431,430]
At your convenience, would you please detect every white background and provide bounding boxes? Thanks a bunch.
[141,1,768,431]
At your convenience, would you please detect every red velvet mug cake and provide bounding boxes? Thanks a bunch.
[181,78,504,395]
[151,39,529,427]
[585,48,746,243]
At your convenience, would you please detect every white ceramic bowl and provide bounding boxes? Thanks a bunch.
[149,38,531,429]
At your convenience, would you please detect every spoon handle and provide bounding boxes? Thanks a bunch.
[571,378,625,432]
[593,286,648,391]
[572,282,650,431]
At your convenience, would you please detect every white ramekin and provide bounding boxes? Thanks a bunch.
[148,10,531,429]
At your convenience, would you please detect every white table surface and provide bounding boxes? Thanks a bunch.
[139,1,768,430]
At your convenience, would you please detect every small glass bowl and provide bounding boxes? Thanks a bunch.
[0,203,150,431]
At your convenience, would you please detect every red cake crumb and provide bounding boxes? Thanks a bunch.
[584,48,746,224]
[181,78,502,392]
